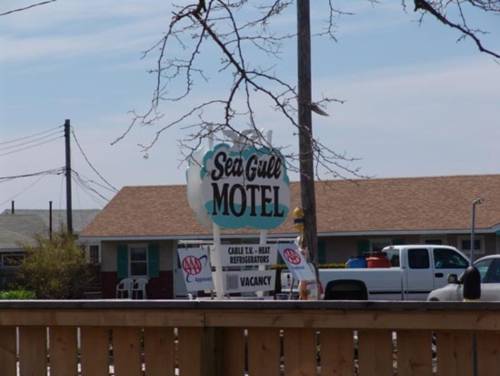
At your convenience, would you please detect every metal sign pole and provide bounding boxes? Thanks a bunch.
[256,130,273,298]
[208,128,225,299]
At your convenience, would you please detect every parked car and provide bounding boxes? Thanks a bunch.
[317,245,469,300]
[427,255,500,301]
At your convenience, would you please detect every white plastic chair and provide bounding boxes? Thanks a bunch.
[132,277,149,299]
[116,278,134,298]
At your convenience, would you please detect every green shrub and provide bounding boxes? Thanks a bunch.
[17,232,95,299]
[0,290,36,299]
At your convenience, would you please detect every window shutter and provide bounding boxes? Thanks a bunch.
[318,239,326,264]
[148,243,160,278]
[357,240,370,256]
[117,244,128,280]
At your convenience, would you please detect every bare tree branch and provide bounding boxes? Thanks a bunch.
[413,0,500,59]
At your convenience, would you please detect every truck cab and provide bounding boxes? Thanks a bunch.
[320,245,469,300]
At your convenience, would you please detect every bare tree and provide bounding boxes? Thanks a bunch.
[112,0,499,167]
[110,0,498,284]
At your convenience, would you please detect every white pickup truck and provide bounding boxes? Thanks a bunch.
[318,245,469,300]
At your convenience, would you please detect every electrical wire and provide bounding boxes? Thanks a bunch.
[0,128,63,152]
[0,174,50,207]
[0,135,63,157]
[72,170,116,193]
[71,174,108,207]
[73,176,103,207]
[0,125,62,146]
[72,171,109,202]
[71,127,118,192]
[0,167,64,183]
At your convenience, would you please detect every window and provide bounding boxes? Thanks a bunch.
[458,236,484,255]
[433,248,468,269]
[425,239,443,245]
[89,245,100,264]
[473,259,492,282]
[408,249,430,269]
[370,239,392,252]
[486,260,500,283]
[1,253,24,268]
[384,248,400,267]
[129,245,148,276]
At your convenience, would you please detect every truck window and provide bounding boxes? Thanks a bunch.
[384,248,400,267]
[433,248,468,269]
[474,259,493,282]
[408,249,429,269]
[484,260,500,283]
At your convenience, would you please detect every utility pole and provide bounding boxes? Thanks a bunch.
[64,119,73,235]
[297,1,318,270]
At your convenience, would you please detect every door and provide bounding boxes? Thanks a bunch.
[405,248,434,299]
[432,247,469,289]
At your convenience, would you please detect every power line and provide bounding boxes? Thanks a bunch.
[72,175,106,207]
[71,127,118,192]
[72,169,116,193]
[0,135,63,157]
[0,174,49,207]
[72,172,109,202]
[0,128,63,152]
[0,125,62,146]
[0,0,57,17]
[0,167,64,183]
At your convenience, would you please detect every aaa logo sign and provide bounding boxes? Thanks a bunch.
[278,244,315,281]
[282,247,302,265]
[182,256,203,278]
[178,247,214,292]
[200,143,290,229]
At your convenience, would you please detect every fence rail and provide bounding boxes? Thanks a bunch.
[0,300,499,375]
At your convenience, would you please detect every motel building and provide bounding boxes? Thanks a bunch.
[80,174,500,299]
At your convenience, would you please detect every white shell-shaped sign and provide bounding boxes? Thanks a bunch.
[186,146,212,228]
[199,143,290,229]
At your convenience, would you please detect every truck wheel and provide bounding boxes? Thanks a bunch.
[324,280,368,300]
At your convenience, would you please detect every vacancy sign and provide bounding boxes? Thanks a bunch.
[178,247,214,292]
[223,270,276,293]
[219,244,278,267]
[278,244,315,281]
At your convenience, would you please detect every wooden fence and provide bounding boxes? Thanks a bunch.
[0,300,499,375]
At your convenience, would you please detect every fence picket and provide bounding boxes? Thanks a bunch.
[112,327,142,376]
[19,326,47,376]
[80,327,109,376]
[0,327,16,376]
[320,329,353,376]
[397,330,432,376]
[49,327,78,376]
[222,328,245,376]
[144,327,175,376]
[178,327,202,376]
[247,328,280,376]
[283,328,316,376]
[358,330,393,375]
[436,331,473,376]
[476,331,500,376]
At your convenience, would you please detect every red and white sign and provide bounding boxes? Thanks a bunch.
[178,247,214,292]
[278,244,315,281]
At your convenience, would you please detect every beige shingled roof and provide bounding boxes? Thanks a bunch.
[81,175,500,238]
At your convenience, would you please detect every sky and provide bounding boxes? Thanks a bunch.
[0,0,499,211]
